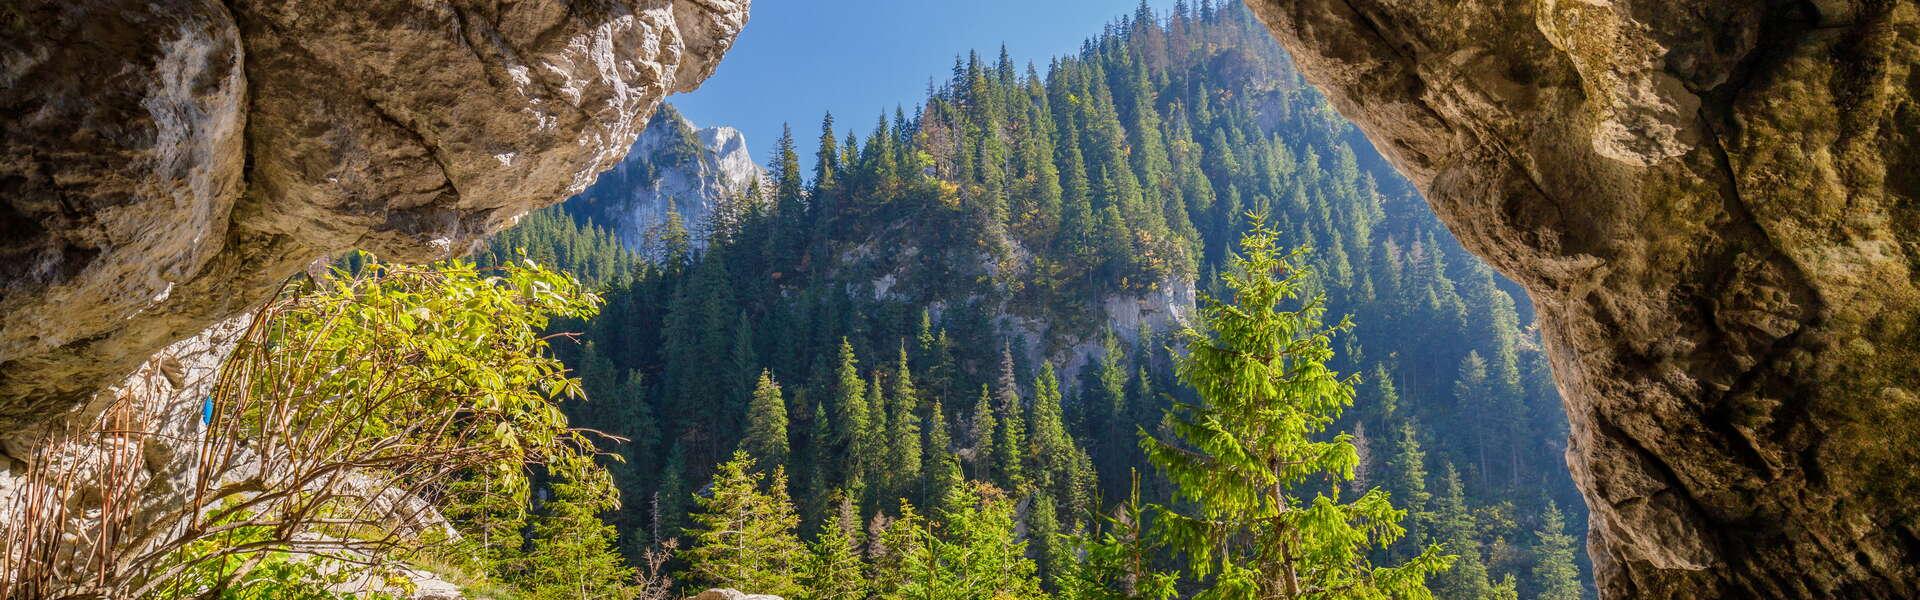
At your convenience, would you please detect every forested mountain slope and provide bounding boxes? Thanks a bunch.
[490,2,1591,597]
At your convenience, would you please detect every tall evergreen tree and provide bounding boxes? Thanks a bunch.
[925,399,964,508]
[830,339,870,492]
[801,495,870,600]
[1432,464,1496,600]
[683,453,806,597]
[1388,423,1435,561]
[1142,223,1450,598]
[1031,361,1095,523]
[898,484,1046,600]
[885,347,925,500]
[522,459,639,600]
[993,346,1030,492]
[742,370,791,470]
[1055,471,1180,600]
[968,385,998,480]
[1530,502,1585,600]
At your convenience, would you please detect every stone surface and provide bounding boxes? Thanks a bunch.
[0,0,748,429]
[0,315,249,590]
[1243,0,1918,597]
[567,103,765,250]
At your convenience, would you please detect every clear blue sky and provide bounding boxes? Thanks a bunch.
[670,0,1176,167]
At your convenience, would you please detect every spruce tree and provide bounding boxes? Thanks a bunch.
[1388,423,1435,560]
[968,385,998,480]
[886,347,925,498]
[1031,361,1096,524]
[803,403,833,523]
[1432,464,1495,600]
[1454,351,1493,483]
[1142,222,1451,598]
[899,484,1045,600]
[654,444,691,541]
[993,347,1030,492]
[742,370,791,470]
[1089,330,1131,496]
[925,399,964,509]
[683,453,806,597]
[1055,472,1180,600]
[440,466,527,580]
[830,339,870,491]
[1028,489,1064,589]
[522,458,639,600]
[861,371,890,502]
[1531,502,1585,600]
[801,495,870,600]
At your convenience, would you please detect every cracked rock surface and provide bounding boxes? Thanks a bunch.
[1243,0,1918,597]
[0,0,747,428]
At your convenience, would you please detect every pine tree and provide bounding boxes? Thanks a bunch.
[683,453,806,597]
[1142,222,1451,598]
[742,370,791,470]
[644,203,692,268]
[866,501,926,598]
[1088,329,1131,496]
[440,466,528,580]
[654,444,691,541]
[1454,351,1493,483]
[861,371,890,503]
[816,112,841,195]
[803,403,834,523]
[1028,489,1064,589]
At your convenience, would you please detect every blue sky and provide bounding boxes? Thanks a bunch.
[670,0,1176,167]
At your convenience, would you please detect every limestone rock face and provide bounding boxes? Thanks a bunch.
[0,315,248,589]
[567,104,765,251]
[0,0,748,427]
[1242,0,1918,597]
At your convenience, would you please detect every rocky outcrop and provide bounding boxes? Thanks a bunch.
[0,315,248,593]
[567,103,765,250]
[1242,0,1918,597]
[0,0,749,430]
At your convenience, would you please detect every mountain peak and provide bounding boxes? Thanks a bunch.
[565,107,766,250]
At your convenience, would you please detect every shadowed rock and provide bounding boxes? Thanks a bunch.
[1242,0,1918,597]
[0,0,748,429]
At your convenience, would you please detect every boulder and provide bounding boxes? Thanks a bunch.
[0,0,749,431]
[1243,0,1919,597]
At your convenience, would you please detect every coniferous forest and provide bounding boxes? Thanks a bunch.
[473,2,1591,598]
